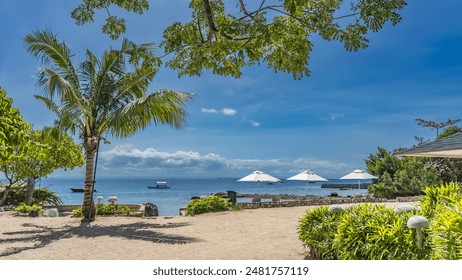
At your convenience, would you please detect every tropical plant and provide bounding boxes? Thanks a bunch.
[365,147,402,179]
[298,203,432,260]
[71,0,407,79]
[418,182,462,259]
[1,186,62,206]
[0,88,31,164]
[299,183,462,260]
[13,202,42,214]
[72,207,83,218]
[185,195,233,215]
[72,204,133,217]
[419,182,462,218]
[0,127,83,206]
[25,29,193,221]
[298,206,342,260]
[332,204,430,260]
[96,204,132,215]
[428,198,462,260]
[18,128,83,205]
[368,159,441,199]
[366,147,442,199]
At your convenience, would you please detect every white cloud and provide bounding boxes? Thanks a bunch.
[222,108,237,116]
[329,113,345,120]
[202,107,237,116]
[249,120,261,127]
[201,108,219,114]
[95,145,352,178]
[241,117,261,127]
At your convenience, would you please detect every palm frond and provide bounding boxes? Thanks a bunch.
[24,29,80,96]
[34,95,62,115]
[106,90,193,138]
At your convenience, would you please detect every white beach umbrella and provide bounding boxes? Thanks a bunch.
[339,169,378,189]
[286,170,328,188]
[237,170,280,193]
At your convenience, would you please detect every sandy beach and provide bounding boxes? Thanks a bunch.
[0,202,406,260]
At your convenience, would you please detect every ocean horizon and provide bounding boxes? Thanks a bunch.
[39,177,370,216]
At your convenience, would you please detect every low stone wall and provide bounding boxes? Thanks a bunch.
[44,204,144,212]
[396,196,423,202]
[237,196,393,209]
[320,183,371,189]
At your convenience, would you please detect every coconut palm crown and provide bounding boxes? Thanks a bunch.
[25,29,193,221]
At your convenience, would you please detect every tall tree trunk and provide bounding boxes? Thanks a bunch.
[81,137,97,222]
[0,186,10,206]
[25,177,35,205]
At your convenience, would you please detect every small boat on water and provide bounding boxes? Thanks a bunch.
[70,188,97,192]
[147,181,170,189]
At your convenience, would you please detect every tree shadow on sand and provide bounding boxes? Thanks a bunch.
[0,221,199,258]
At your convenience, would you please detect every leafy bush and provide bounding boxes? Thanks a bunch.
[185,195,233,216]
[72,204,132,217]
[13,203,42,213]
[299,182,462,260]
[369,160,441,199]
[96,204,132,215]
[429,199,462,259]
[420,182,462,217]
[72,207,83,218]
[3,186,62,206]
[333,204,430,260]
[366,147,443,199]
[298,206,342,259]
[420,182,462,259]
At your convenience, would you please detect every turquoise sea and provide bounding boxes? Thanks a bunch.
[39,178,369,216]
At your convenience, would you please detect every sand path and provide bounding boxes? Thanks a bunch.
[0,202,406,260]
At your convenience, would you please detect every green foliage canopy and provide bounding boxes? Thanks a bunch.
[0,89,31,163]
[15,128,84,181]
[71,0,407,79]
[366,147,441,199]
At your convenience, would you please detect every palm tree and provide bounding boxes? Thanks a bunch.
[25,29,193,221]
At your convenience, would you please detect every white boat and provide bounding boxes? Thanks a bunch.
[147,181,170,189]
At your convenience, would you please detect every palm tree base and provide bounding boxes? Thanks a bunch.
[80,217,95,223]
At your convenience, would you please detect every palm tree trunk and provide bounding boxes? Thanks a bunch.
[81,138,97,222]
[25,177,35,205]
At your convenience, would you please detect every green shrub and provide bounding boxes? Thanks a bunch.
[298,203,432,260]
[96,204,132,215]
[333,203,430,260]
[298,182,462,260]
[420,182,462,259]
[298,206,342,259]
[72,204,132,217]
[13,203,42,213]
[429,199,462,260]
[3,186,62,206]
[369,164,441,199]
[420,182,462,217]
[72,207,83,217]
[185,195,232,216]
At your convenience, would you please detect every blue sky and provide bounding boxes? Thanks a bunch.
[1,0,462,179]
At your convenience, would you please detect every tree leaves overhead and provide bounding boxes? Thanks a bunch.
[71,0,407,79]
[0,89,32,163]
